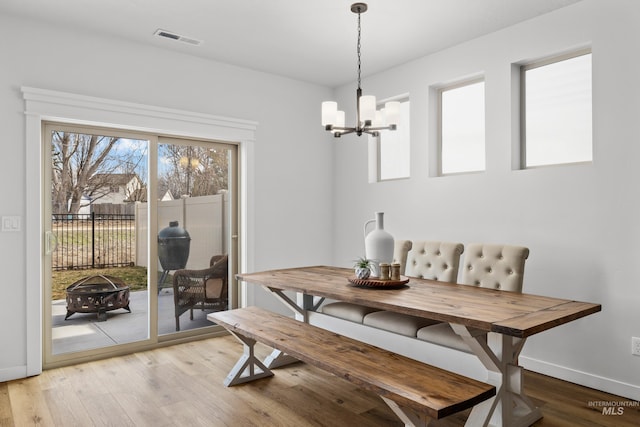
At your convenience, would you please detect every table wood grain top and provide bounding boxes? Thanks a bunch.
[237,265,601,338]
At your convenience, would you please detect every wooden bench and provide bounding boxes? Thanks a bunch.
[208,306,496,426]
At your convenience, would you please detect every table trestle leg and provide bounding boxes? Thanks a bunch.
[224,331,274,387]
[259,288,319,369]
[265,286,306,318]
[380,396,429,427]
[450,324,542,426]
[263,349,301,369]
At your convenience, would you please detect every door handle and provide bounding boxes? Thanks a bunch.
[45,231,58,255]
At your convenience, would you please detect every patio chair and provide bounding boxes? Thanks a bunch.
[172,254,228,331]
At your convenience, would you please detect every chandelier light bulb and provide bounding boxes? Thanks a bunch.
[321,101,338,126]
[373,110,384,127]
[384,101,401,127]
[359,95,377,124]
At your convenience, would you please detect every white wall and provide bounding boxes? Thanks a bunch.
[331,0,640,399]
[0,13,333,381]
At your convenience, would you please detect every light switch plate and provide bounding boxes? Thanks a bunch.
[633,337,640,356]
[1,216,21,232]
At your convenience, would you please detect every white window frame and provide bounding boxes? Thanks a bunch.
[519,48,592,169]
[437,78,486,176]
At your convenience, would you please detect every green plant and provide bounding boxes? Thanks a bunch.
[353,257,372,269]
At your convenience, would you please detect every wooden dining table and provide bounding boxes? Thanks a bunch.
[236,265,601,427]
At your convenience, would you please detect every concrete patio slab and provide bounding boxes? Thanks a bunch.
[52,289,216,355]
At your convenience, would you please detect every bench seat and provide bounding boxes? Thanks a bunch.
[323,303,475,352]
[320,301,380,323]
[362,310,440,337]
[209,306,495,424]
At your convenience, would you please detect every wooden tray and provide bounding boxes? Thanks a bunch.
[348,275,409,289]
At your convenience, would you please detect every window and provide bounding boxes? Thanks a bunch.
[522,50,592,167]
[439,79,485,175]
[377,98,410,181]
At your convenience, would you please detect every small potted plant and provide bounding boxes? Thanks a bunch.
[353,257,372,280]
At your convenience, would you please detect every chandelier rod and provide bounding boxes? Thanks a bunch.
[356,5,362,91]
[355,4,363,134]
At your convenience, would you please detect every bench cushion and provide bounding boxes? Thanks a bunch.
[461,243,529,291]
[363,311,440,337]
[416,323,473,353]
[321,302,380,323]
[405,241,464,282]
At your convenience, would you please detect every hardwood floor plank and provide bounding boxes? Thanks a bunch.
[2,335,639,426]
[524,371,640,427]
[6,379,56,426]
[0,383,14,427]
[42,387,94,427]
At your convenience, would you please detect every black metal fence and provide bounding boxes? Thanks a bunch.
[52,213,136,270]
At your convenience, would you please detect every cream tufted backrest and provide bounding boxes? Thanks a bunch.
[460,244,529,292]
[405,241,464,282]
[392,240,413,275]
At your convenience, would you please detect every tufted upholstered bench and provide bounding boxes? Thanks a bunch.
[321,242,530,354]
[415,243,529,351]
[361,241,465,336]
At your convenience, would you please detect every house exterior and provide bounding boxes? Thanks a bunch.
[88,173,145,205]
[1,0,639,404]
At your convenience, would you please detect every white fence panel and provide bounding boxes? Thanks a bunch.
[184,194,226,269]
[136,194,228,272]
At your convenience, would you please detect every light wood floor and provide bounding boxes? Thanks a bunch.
[1,335,638,426]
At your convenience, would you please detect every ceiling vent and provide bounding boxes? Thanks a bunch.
[154,29,202,46]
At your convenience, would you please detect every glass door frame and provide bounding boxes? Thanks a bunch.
[41,123,241,369]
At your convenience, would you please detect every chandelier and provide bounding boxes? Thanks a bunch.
[321,3,400,138]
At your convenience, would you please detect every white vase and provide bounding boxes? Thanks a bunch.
[364,212,394,277]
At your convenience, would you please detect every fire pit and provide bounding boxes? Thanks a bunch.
[65,275,131,321]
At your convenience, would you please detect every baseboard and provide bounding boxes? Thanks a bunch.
[521,356,640,401]
[0,365,27,383]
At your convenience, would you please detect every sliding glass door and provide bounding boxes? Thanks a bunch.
[43,123,238,367]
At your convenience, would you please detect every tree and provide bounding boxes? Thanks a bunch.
[51,131,147,214]
[159,144,228,198]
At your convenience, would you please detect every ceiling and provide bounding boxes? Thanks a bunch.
[0,0,582,87]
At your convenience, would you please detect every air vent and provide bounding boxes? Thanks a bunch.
[154,29,202,46]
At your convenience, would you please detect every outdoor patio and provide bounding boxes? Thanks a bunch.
[51,288,215,354]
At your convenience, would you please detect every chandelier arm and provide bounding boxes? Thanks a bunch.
[364,125,397,132]
[333,128,357,137]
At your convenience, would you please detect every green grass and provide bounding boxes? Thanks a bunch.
[51,266,148,300]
